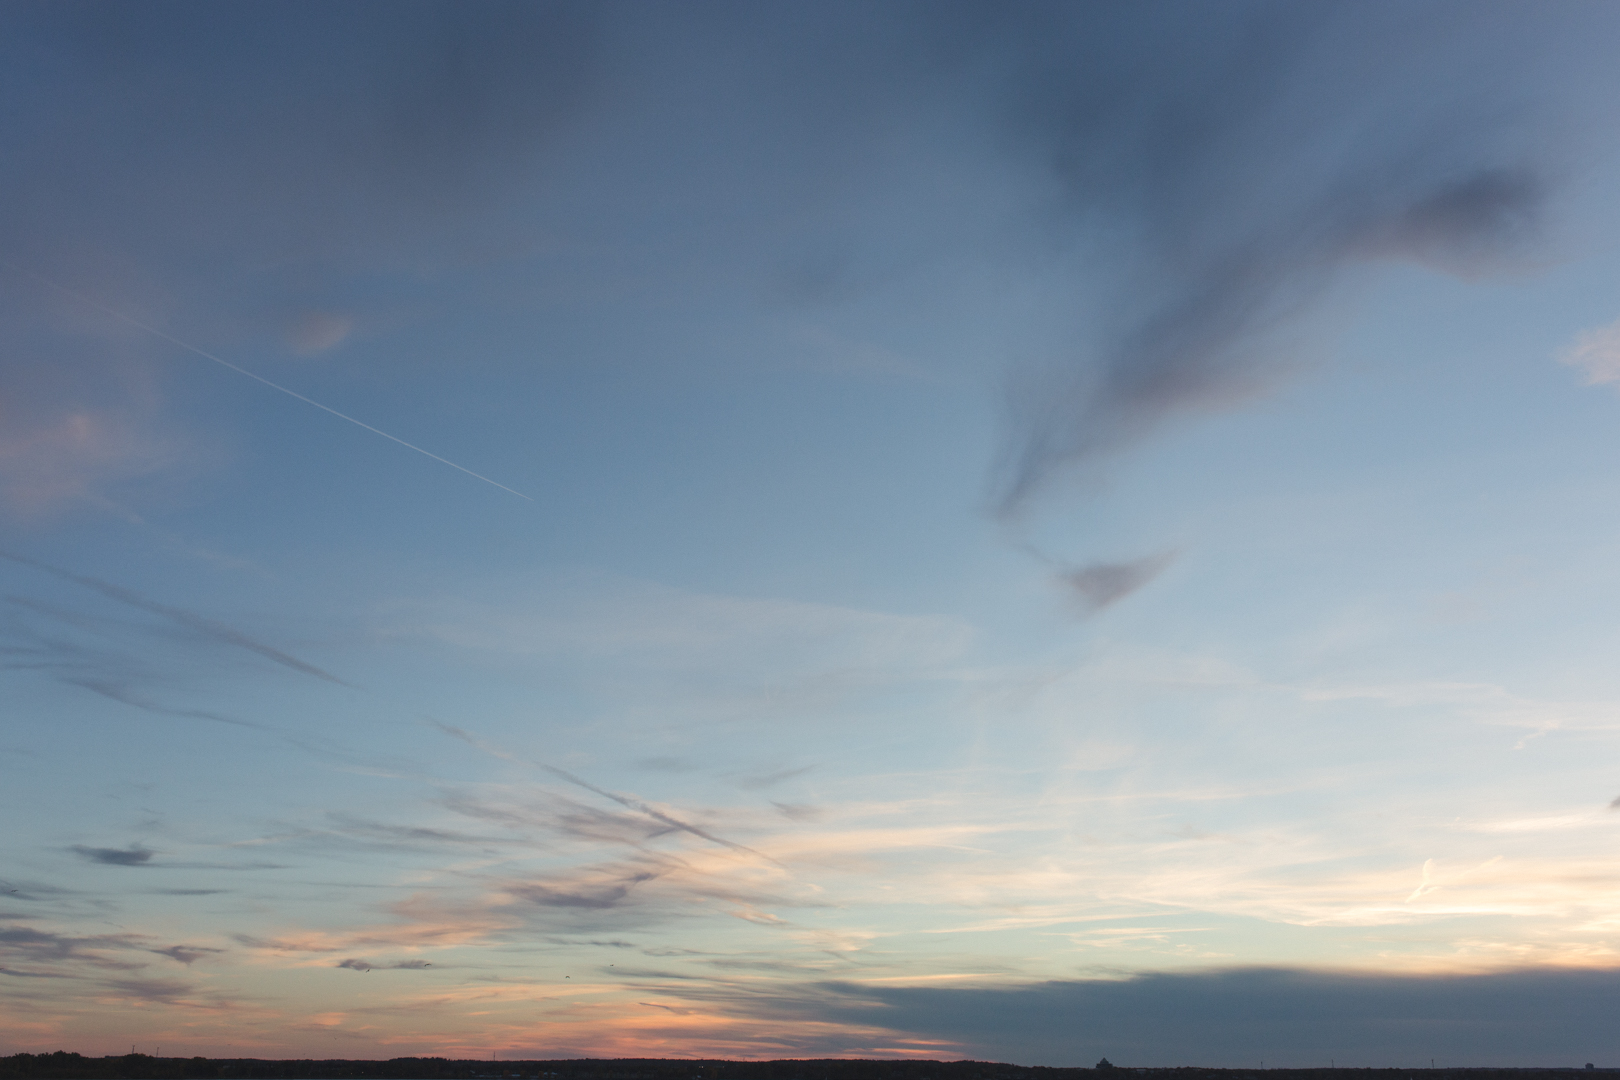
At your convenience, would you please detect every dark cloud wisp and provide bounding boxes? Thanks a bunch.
[974,1,1586,514]
[1060,552,1175,612]
[337,957,432,971]
[70,845,154,867]
[1,552,344,685]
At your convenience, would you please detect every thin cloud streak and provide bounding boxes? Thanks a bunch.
[63,677,264,729]
[432,721,781,865]
[1,551,345,685]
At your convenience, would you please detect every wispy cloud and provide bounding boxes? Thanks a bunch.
[1058,553,1176,612]
[2,552,345,684]
[735,766,815,791]
[64,675,260,729]
[2,595,270,729]
[0,409,183,519]
[387,574,970,674]
[151,945,223,966]
[435,722,780,864]
[1562,318,1620,386]
[982,5,1571,514]
[70,845,155,867]
[285,311,354,356]
[0,917,220,982]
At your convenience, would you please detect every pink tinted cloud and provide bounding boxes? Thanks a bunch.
[0,405,184,517]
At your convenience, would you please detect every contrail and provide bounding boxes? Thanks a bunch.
[29,272,533,501]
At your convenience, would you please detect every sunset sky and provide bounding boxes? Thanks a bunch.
[7,0,1620,1066]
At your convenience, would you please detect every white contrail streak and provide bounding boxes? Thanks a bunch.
[30,273,534,501]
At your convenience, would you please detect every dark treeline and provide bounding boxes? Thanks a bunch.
[1,1057,1610,1080]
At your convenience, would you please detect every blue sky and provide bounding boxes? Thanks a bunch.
[6,0,1620,1065]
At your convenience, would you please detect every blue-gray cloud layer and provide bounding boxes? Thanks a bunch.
[5,0,1610,518]
[689,967,1620,1066]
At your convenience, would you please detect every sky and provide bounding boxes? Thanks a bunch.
[6,0,1620,1066]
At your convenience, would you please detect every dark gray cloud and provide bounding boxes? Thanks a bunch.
[0,919,209,979]
[1060,553,1176,612]
[665,966,1620,1065]
[150,945,222,966]
[68,844,284,873]
[0,879,71,903]
[337,957,432,971]
[70,844,154,867]
[511,869,664,911]
[975,1,1589,513]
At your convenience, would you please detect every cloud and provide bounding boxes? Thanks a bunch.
[311,813,512,852]
[1,573,319,732]
[0,2,1606,536]
[60,677,261,729]
[672,966,1620,1065]
[1562,318,1620,386]
[336,957,432,971]
[735,766,815,791]
[0,409,183,519]
[70,845,154,867]
[439,789,674,848]
[0,605,261,728]
[0,2,600,524]
[388,575,972,730]
[435,722,781,863]
[976,2,1583,513]
[100,977,210,1007]
[285,311,354,355]
[1059,553,1175,612]
[150,945,222,965]
[2,552,345,685]
[66,841,281,874]
[0,919,213,981]
[512,869,664,911]
[391,575,970,674]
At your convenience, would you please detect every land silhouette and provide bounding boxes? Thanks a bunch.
[0,1057,1607,1080]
